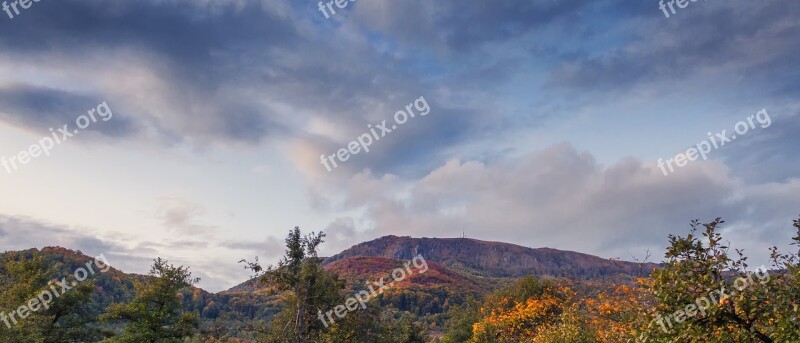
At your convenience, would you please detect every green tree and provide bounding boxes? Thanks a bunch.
[638,217,800,342]
[102,257,200,342]
[317,300,386,343]
[0,251,50,342]
[383,310,429,343]
[0,250,108,342]
[242,227,343,342]
[440,298,480,343]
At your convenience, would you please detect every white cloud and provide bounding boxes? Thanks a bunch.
[312,143,800,263]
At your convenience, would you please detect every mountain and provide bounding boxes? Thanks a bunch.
[325,236,657,280]
[3,238,660,340]
[0,247,278,325]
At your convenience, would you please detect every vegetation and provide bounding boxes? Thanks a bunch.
[0,216,797,342]
[240,227,430,343]
[101,258,200,342]
[0,250,110,342]
[440,216,800,343]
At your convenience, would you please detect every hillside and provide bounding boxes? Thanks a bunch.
[325,256,485,291]
[325,236,657,280]
[0,247,279,333]
[2,237,659,340]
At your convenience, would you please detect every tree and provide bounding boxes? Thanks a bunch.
[762,216,800,341]
[40,280,111,342]
[102,258,200,342]
[441,298,481,343]
[241,227,343,342]
[637,217,800,342]
[0,250,108,342]
[467,276,576,343]
[578,282,650,343]
[0,251,51,342]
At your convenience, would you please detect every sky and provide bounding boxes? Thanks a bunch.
[0,0,798,292]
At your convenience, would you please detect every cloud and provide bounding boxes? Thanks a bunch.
[0,215,153,278]
[0,0,797,289]
[314,143,800,262]
[320,217,361,256]
[548,0,800,94]
[718,107,800,183]
[0,0,298,146]
[155,197,217,234]
[0,215,123,254]
[0,84,137,138]
[352,0,597,52]
[0,213,263,292]
[0,0,528,173]
[219,236,284,259]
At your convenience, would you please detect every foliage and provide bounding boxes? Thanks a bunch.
[440,297,481,343]
[440,216,800,343]
[635,218,799,342]
[0,250,109,342]
[465,276,574,342]
[102,258,200,342]
[241,227,347,342]
[2,216,799,342]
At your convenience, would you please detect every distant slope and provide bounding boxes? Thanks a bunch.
[0,247,278,323]
[325,236,656,280]
[325,256,494,316]
[325,256,487,293]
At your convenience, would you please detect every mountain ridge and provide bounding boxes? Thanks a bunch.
[324,235,657,281]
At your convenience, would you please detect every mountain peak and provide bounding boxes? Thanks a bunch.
[326,235,656,280]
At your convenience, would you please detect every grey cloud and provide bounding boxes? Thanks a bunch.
[440,0,586,52]
[0,0,550,170]
[0,84,137,138]
[0,214,256,292]
[219,107,276,144]
[353,0,597,52]
[0,0,297,145]
[718,108,800,183]
[0,215,124,256]
[320,217,359,256]
[348,105,481,176]
[548,0,800,94]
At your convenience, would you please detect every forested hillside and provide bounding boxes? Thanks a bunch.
[1,216,798,342]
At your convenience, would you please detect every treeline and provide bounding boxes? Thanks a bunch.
[2,216,798,342]
[0,246,292,342]
[0,248,212,342]
[439,217,800,343]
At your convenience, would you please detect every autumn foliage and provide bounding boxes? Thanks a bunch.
[443,216,800,343]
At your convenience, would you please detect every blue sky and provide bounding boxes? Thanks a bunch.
[0,0,798,291]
